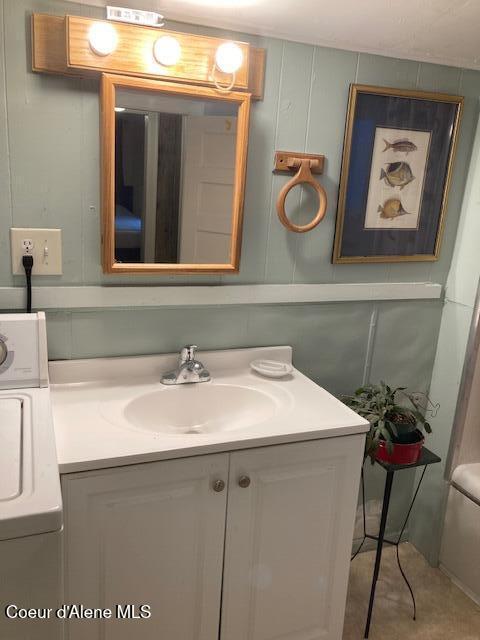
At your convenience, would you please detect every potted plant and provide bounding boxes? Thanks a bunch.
[343,382,434,465]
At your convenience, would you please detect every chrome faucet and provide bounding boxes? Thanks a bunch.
[161,345,211,385]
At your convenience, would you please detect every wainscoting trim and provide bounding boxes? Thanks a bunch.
[0,282,443,310]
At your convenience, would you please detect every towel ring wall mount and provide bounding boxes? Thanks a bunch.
[274,151,327,233]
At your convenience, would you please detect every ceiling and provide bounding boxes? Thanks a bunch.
[65,0,480,70]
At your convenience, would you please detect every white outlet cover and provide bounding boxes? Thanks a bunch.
[10,228,63,276]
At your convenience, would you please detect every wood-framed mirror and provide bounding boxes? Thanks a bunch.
[101,73,251,273]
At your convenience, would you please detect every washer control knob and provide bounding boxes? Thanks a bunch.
[0,339,7,367]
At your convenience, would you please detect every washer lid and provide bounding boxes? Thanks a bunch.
[0,398,22,502]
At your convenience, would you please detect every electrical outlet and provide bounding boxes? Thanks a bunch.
[10,228,63,276]
[22,239,34,254]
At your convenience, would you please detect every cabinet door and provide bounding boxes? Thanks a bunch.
[220,436,364,640]
[62,454,229,640]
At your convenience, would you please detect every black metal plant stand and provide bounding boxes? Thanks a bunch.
[351,447,441,639]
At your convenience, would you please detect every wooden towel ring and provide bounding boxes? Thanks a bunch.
[276,158,328,233]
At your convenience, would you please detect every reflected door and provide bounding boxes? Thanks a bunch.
[180,115,237,263]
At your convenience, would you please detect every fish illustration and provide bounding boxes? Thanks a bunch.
[377,198,411,219]
[383,138,417,154]
[380,161,415,189]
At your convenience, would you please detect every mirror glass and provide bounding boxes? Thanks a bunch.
[114,88,239,265]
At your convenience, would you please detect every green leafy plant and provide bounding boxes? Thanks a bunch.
[342,382,434,462]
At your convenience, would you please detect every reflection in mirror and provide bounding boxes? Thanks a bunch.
[114,89,239,265]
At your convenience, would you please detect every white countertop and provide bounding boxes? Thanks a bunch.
[49,346,369,474]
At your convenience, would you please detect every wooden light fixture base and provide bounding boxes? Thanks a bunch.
[31,13,265,100]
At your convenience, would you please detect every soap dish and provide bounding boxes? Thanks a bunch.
[250,359,293,379]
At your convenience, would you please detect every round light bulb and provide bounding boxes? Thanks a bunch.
[88,22,118,56]
[215,42,243,74]
[153,36,181,67]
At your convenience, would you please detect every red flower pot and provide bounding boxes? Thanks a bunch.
[375,434,424,465]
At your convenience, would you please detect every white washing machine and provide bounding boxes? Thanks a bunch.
[0,313,63,639]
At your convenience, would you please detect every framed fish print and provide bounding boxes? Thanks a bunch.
[333,84,463,263]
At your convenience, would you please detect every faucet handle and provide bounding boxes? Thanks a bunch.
[180,345,198,364]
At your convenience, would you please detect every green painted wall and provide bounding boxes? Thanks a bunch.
[1,0,478,290]
[1,0,480,542]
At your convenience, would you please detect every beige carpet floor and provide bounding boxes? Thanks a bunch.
[343,543,480,639]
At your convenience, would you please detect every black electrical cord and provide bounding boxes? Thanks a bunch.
[22,254,33,313]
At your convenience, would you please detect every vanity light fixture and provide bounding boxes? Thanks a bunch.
[212,41,244,92]
[88,22,118,56]
[153,36,182,67]
[32,14,265,98]
[114,107,126,112]
[215,41,243,74]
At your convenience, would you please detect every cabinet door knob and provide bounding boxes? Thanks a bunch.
[213,479,226,492]
[238,475,251,488]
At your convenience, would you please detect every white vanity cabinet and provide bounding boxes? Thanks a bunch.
[62,454,229,640]
[221,437,361,640]
[62,436,363,640]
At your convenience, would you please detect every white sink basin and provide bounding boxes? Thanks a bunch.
[49,346,369,473]
[123,383,279,435]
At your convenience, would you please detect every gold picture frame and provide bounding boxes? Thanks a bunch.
[333,84,463,264]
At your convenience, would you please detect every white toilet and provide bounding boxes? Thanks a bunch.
[440,463,480,605]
